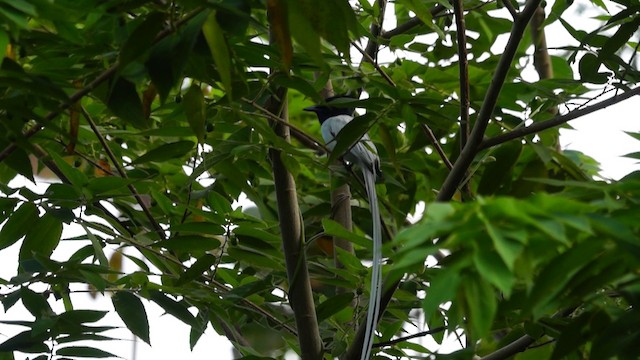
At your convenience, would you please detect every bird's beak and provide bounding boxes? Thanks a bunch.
[303,106,318,112]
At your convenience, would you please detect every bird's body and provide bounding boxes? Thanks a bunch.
[305,96,382,360]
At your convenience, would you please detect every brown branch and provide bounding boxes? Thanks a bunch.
[242,97,328,154]
[0,7,205,163]
[363,0,388,63]
[420,123,453,170]
[478,86,640,150]
[381,5,447,39]
[81,106,166,240]
[267,83,323,358]
[352,42,397,87]
[437,0,543,202]
[530,5,560,148]
[502,0,519,20]
[453,0,471,150]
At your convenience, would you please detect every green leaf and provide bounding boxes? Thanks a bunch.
[112,292,150,345]
[183,84,206,143]
[287,2,322,64]
[0,202,38,251]
[155,235,221,252]
[600,17,640,60]
[131,140,195,165]
[55,346,117,358]
[473,247,514,297]
[19,212,63,263]
[529,239,603,318]
[477,141,522,195]
[107,77,149,129]
[422,268,462,319]
[0,30,8,64]
[85,176,133,196]
[579,53,608,84]
[20,288,54,319]
[119,12,166,68]
[49,152,88,188]
[4,147,33,182]
[148,291,196,327]
[202,11,232,97]
[316,293,354,322]
[57,310,108,324]
[464,276,497,339]
[177,254,217,285]
[321,219,370,248]
[0,330,49,353]
[170,222,225,236]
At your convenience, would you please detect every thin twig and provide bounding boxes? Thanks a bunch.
[420,123,454,170]
[81,106,166,240]
[381,5,447,39]
[352,42,397,88]
[374,326,447,347]
[242,97,330,154]
[437,0,543,202]
[479,86,640,150]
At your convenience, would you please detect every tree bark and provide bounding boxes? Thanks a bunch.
[267,89,323,359]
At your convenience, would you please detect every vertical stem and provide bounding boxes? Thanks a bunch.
[453,0,470,149]
[268,91,323,359]
[530,5,560,148]
[452,0,472,199]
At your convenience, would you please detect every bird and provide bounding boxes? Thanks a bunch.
[304,95,382,360]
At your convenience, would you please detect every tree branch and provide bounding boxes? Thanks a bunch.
[453,0,471,150]
[267,85,323,359]
[363,0,388,63]
[81,106,166,240]
[381,5,447,39]
[480,334,535,360]
[420,123,453,170]
[374,326,448,348]
[0,7,205,163]
[502,0,519,20]
[478,86,640,150]
[436,0,543,202]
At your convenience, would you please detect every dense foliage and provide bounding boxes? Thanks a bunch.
[0,0,639,359]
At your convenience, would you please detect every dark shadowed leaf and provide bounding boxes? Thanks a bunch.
[107,77,149,129]
[19,212,63,263]
[112,291,150,344]
[55,346,117,358]
[131,140,195,165]
[183,84,206,143]
[0,202,38,251]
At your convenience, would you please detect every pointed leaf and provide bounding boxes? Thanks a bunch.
[55,346,117,358]
[107,77,149,129]
[183,84,206,143]
[0,202,38,251]
[202,11,232,97]
[131,140,195,165]
[19,212,63,263]
[112,292,150,344]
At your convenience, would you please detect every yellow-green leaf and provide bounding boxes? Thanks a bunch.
[202,11,232,98]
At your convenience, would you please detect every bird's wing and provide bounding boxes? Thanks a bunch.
[320,115,352,151]
[321,115,380,176]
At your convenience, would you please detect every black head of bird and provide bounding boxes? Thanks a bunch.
[303,96,356,123]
